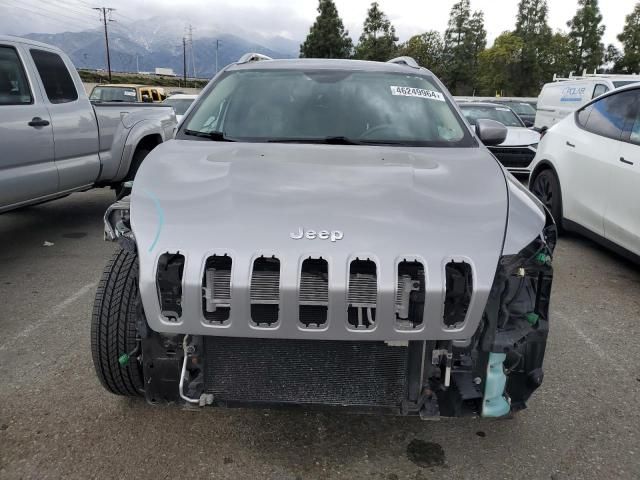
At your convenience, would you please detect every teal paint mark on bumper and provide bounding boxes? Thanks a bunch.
[482,352,511,418]
[143,189,164,253]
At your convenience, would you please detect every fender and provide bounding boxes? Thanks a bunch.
[114,120,168,182]
[530,159,560,187]
[502,174,548,256]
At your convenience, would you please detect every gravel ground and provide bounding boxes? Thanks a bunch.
[1,189,639,480]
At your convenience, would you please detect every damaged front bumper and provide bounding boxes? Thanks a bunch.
[104,198,555,418]
[132,235,554,418]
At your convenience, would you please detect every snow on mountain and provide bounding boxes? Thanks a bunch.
[25,16,300,77]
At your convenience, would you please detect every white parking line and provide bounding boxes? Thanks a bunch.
[0,282,96,352]
[555,311,607,360]
[555,311,629,376]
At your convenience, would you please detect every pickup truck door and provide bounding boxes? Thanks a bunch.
[0,43,57,211]
[604,89,640,257]
[28,47,100,192]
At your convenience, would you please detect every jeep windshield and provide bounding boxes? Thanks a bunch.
[179,69,473,147]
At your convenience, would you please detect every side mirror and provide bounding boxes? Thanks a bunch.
[141,95,152,103]
[475,118,507,146]
[523,119,534,128]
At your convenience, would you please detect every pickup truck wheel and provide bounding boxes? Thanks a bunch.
[91,248,144,396]
[531,168,563,232]
[115,147,151,200]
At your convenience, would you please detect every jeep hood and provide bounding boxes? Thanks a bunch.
[131,140,511,340]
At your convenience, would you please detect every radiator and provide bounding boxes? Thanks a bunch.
[204,337,409,408]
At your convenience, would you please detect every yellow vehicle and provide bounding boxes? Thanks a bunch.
[89,84,168,103]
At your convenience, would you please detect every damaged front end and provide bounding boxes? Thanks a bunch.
[100,179,555,418]
[136,232,553,418]
[109,235,554,418]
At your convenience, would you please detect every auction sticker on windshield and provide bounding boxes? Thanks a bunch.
[390,86,445,102]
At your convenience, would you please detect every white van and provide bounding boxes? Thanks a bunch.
[534,74,640,129]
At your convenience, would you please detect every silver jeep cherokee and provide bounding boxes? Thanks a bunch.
[92,54,556,418]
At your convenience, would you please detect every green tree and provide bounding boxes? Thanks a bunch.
[616,2,640,73]
[478,32,524,96]
[604,43,622,72]
[514,0,552,95]
[567,0,605,74]
[467,11,487,93]
[442,0,486,94]
[300,0,353,58]
[354,2,398,61]
[442,0,471,93]
[397,31,444,76]
[541,32,574,79]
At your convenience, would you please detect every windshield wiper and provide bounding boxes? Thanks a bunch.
[267,136,363,145]
[183,129,235,142]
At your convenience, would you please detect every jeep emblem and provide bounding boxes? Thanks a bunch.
[290,227,343,242]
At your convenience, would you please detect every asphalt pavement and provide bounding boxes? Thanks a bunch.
[1,189,639,480]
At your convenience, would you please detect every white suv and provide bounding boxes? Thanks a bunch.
[529,84,640,261]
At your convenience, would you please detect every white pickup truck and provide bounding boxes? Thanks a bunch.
[0,35,177,213]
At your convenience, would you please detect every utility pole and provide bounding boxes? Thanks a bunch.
[187,24,196,78]
[93,7,115,81]
[182,36,187,87]
[215,39,220,74]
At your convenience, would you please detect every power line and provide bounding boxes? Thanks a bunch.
[8,0,89,29]
[20,0,93,25]
[59,0,94,7]
[93,6,115,81]
[5,0,88,30]
[40,0,93,17]
[112,10,135,22]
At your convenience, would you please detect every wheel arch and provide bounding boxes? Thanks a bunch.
[115,123,166,182]
[127,133,163,176]
[529,159,565,228]
[530,159,560,185]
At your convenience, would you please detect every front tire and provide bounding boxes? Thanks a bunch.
[531,168,563,231]
[91,248,144,396]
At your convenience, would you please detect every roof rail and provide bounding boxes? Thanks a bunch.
[237,53,273,64]
[387,56,420,69]
[552,70,640,82]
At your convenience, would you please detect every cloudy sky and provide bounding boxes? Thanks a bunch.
[0,0,635,46]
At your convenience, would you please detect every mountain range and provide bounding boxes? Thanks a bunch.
[25,17,300,78]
